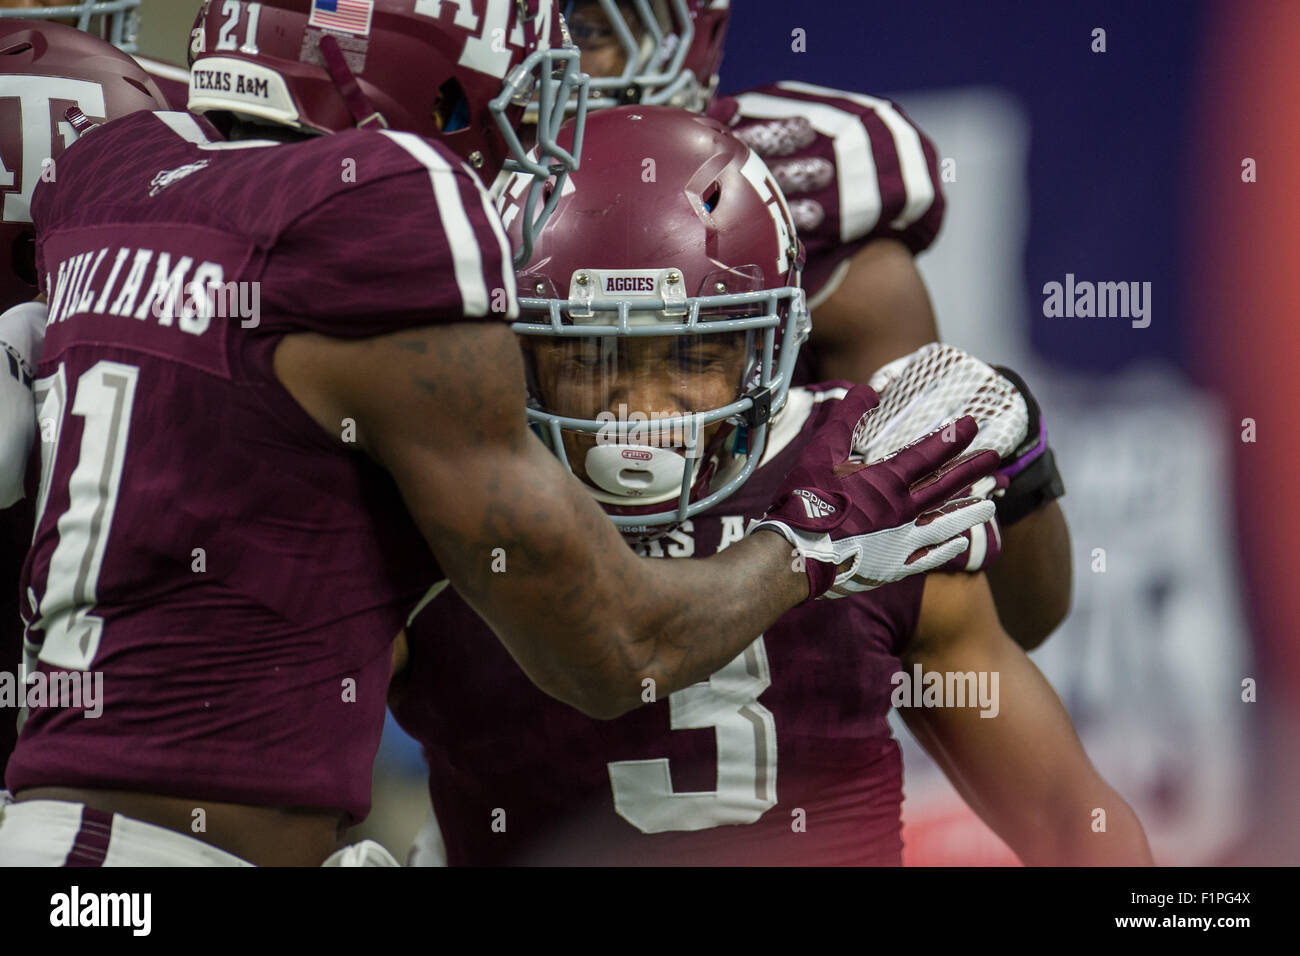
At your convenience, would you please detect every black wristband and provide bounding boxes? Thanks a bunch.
[996,446,1066,526]
[988,365,1064,525]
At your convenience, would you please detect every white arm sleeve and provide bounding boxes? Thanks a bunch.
[0,301,47,508]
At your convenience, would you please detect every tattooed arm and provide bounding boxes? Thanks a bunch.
[276,321,806,718]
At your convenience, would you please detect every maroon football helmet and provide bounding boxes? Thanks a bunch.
[502,105,807,533]
[0,18,168,311]
[187,0,587,183]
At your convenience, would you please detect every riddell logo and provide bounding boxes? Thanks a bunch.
[622,449,654,461]
[605,276,655,293]
[793,489,835,519]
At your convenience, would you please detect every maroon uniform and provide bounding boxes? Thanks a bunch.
[709,81,945,301]
[393,384,922,865]
[708,82,945,383]
[8,109,515,822]
[0,19,169,784]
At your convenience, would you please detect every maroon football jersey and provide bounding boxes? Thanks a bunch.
[7,109,517,822]
[392,383,923,865]
[709,82,945,300]
[708,82,945,384]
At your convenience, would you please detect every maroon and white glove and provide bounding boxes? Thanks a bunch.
[932,474,1005,571]
[749,385,1000,601]
[863,343,1032,573]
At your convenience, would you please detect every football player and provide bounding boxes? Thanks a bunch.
[0,1,995,866]
[392,107,1152,866]
[74,2,1071,648]
[0,18,171,781]
[541,0,1072,650]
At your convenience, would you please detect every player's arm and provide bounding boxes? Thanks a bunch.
[818,248,1072,646]
[782,90,1071,645]
[274,153,994,718]
[900,571,1153,865]
[985,500,1071,649]
[278,321,808,719]
[738,88,944,384]
[281,319,997,719]
[809,238,940,384]
[982,363,1072,648]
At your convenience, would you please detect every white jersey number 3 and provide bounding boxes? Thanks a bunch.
[608,637,778,833]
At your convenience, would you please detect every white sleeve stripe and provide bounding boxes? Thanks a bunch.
[464,166,518,318]
[379,131,489,316]
[153,111,212,145]
[840,92,934,230]
[812,387,850,403]
[777,81,937,231]
[733,92,880,244]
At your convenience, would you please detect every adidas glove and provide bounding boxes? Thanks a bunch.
[863,343,1035,571]
[749,384,999,601]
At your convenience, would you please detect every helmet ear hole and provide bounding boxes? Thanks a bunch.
[434,77,470,133]
[123,76,153,97]
[702,181,721,213]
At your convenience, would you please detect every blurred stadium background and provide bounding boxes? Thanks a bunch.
[136,0,1299,865]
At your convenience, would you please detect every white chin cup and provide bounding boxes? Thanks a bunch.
[584,443,688,499]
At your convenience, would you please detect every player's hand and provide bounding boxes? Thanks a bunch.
[861,343,1041,572]
[748,384,999,601]
[862,343,1029,463]
[934,473,1005,572]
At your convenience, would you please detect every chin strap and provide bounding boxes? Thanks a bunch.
[318,35,388,130]
[64,107,99,136]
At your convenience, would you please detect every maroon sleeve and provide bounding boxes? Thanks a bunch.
[263,138,519,338]
[712,82,947,302]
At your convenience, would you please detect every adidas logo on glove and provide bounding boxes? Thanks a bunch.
[793,489,837,519]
